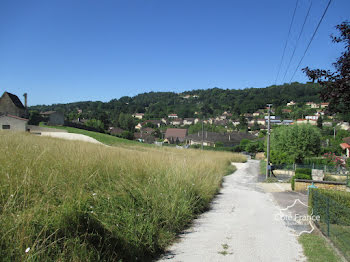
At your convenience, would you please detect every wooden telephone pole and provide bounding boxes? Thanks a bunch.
[266,104,272,179]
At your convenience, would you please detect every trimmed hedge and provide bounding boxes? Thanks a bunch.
[295,168,312,176]
[309,189,350,225]
[291,168,312,190]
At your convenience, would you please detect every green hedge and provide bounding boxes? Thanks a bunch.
[309,189,350,227]
[291,171,312,191]
[309,189,350,261]
[295,168,312,176]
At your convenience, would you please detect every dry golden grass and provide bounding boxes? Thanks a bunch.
[0,131,245,261]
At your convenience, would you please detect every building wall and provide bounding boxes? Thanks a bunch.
[295,181,348,192]
[48,112,64,125]
[0,94,25,117]
[0,116,27,131]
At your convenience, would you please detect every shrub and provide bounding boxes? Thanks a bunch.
[295,168,312,177]
[291,171,312,190]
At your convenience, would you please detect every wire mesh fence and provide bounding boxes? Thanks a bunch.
[310,189,350,260]
[271,163,350,187]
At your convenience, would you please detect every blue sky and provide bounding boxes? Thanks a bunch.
[0,0,349,105]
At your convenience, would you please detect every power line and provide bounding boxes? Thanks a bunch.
[289,0,332,83]
[282,1,312,82]
[274,0,299,85]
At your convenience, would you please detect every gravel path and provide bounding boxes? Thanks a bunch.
[158,160,306,262]
[40,132,104,145]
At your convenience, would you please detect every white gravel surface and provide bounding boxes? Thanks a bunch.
[158,160,306,262]
[40,132,103,145]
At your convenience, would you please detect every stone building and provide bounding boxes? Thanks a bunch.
[40,111,65,126]
[0,114,28,131]
[0,92,27,118]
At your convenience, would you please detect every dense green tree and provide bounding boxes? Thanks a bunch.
[85,119,104,131]
[270,124,321,164]
[317,116,323,129]
[303,21,350,121]
[118,113,135,132]
[28,111,43,125]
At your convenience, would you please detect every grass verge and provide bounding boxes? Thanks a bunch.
[0,132,246,261]
[299,233,342,262]
[260,160,266,175]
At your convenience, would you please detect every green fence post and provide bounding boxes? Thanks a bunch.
[327,197,330,237]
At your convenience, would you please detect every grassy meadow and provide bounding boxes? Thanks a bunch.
[0,131,245,261]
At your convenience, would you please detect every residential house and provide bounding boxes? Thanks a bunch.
[183,118,195,125]
[214,119,228,126]
[340,137,350,158]
[40,111,65,126]
[257,119,266,125]
[186,131,256,147]
[305,115,319,121]
[338,122,350,130]
[168,114,178,119]
[164,128,188,144]
[132,113,145,120]
[281,120,294,125]
[0,114,28,131]
[0,91,27,118]
[287,101,296,106]
[306,102,319,108]
[161,118,169,125]
[194,118,200,124]
[320,103,329,109]
[230,119,240,126]
[296,119,317,125]
[171,118,183,126]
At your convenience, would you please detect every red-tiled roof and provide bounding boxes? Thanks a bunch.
[340,143,350,150]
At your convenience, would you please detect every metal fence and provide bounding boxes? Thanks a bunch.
[271,163,350,187]
[310,189,350,260]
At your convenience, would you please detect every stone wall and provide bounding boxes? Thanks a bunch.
[295,179,348,192]
[0,116,27,131]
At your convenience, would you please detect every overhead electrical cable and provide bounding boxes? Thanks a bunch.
[289,0,332,83]
[281,1,312,82]
[274,0,299,85]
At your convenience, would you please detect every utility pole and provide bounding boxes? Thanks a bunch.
[201,119,204,150]
[266,104,272,179]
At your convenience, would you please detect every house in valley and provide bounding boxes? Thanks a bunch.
[340,137,350,158]
[183,118,195,125]
[164,128,188,144]
[132,113,145,120]
[186,131,256,147]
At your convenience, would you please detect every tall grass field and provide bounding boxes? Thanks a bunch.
[0,132,245,261]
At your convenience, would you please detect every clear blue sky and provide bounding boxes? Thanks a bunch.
[0,0,349,105]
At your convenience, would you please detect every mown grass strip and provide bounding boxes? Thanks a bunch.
[299,233,342,262]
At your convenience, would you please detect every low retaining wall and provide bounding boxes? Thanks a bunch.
[295,179,348,192]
